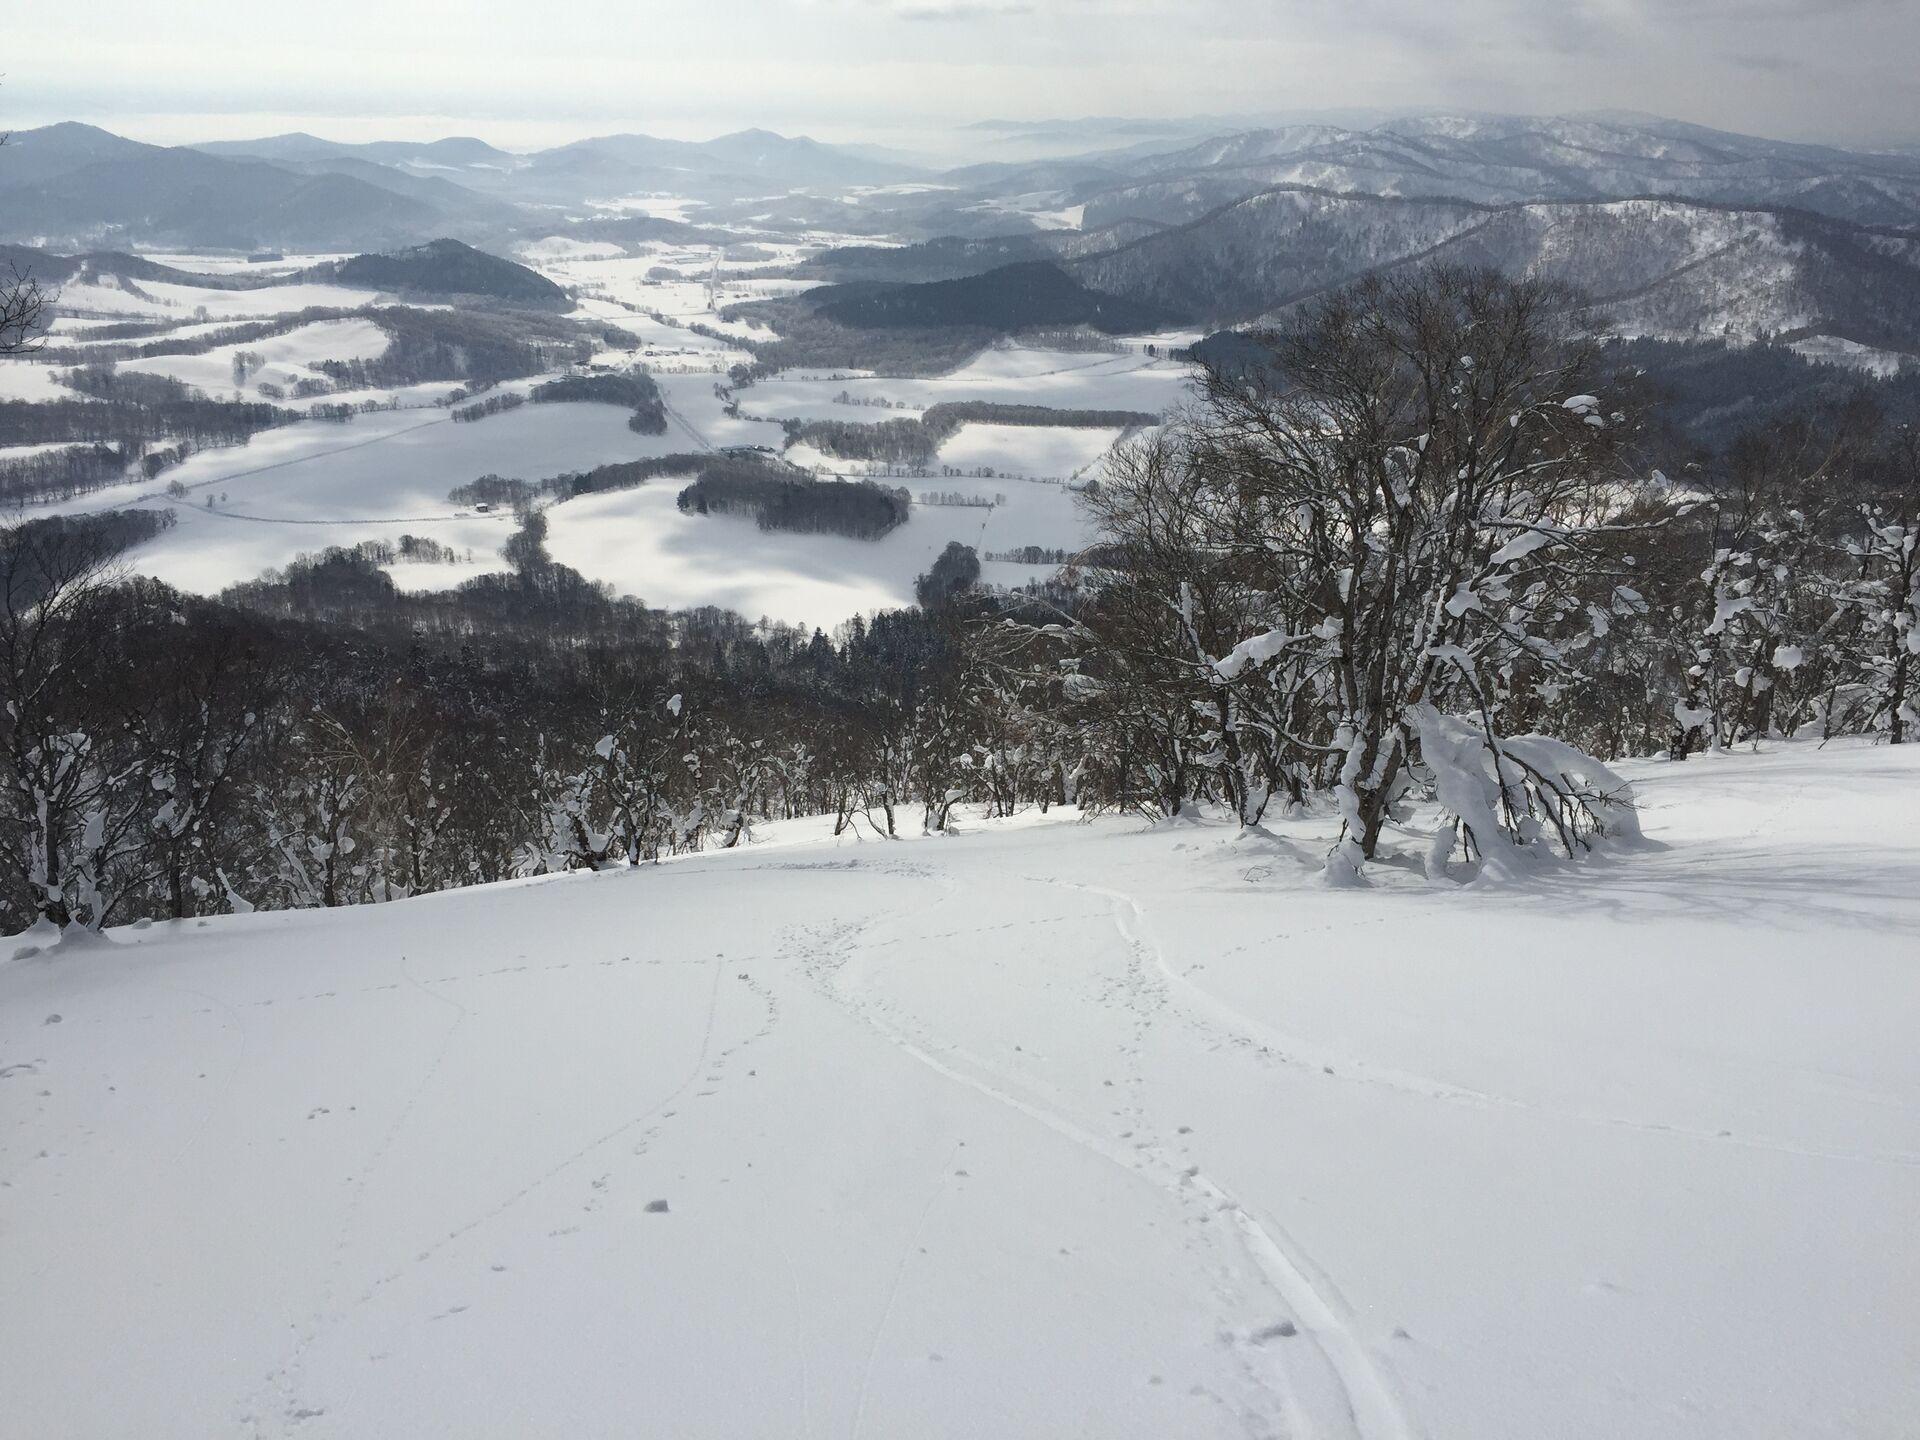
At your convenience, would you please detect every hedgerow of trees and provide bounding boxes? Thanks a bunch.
[788,400,1161,467]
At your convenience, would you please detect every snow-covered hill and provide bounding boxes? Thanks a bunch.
[5,741,1917,1439]
[1076,112,1920,230]
[1069,188,1920,355]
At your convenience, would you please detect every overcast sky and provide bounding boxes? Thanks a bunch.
[8,0,1918,154]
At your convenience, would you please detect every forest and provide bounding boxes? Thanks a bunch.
[676,456,912,538]
[311,306,607,390]
[788,399,1162,466]
[1,265,1915,931]
[529,369,668,433]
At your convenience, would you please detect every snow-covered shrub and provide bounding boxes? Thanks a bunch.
[1411,704,1640,883]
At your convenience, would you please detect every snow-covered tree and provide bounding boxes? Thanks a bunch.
[1067,267,1665,879]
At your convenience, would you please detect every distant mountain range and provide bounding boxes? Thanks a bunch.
[1061,188,1920,353]
[195,133,519,173]
[0,123,513,251]
[797,186,1920,365]
[11,109,1920,253]
[0,122,916,251]
[958,112,1920,231]
[6,112,1920,363]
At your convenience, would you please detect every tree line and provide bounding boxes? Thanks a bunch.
[2,263,1914,935]
[0,516,1015,931]
[676,457,911,539]
[788,400,1163,467]
[1033,267,1918,881]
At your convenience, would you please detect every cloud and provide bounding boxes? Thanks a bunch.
[6,0,1918,149]
[895,0,1037,16]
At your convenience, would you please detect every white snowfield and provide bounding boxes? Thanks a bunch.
[4,742,1917,1440]
[3,239,1192,622]
[749,343,1194,420]
[10,345,1150,624]
[119,318,394,402]
[544,471,1072,629]
[50,277,382,324]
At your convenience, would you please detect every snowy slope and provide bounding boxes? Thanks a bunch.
[120,318,393,401]
[4,741,1918,1440]
[1069,186,1920,354]
[1076,113,1920,230]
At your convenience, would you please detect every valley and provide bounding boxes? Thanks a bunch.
[5,110,1920,628]
[6,22,1920,1440]
[2,224,1197,625]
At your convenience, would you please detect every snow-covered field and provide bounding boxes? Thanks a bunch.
[49,276,380,323]
[120,318,393,401]
[8,333,1161,620]
[4,239,1191,620]
[749,343,1193,419]
[3,742,1916,1439]
[544,470,1071,626]
[42,400,690,594]
[934,419,1128,480]
[0,359,77,402]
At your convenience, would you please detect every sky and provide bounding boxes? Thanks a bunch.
[7,0,1919,155]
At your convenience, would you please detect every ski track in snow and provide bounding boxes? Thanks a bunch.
[1078,878,1920,1171]
[11,745,1919,1440]
[801,858,1420,1440]
[254,953,476,1430]
[848,1134,966,1440]
[246,945,792,1434]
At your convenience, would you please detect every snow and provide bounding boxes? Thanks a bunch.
[31,399,687,594]
[50,278,382,323]
[3,340,1163,623]
[934,421,1128,481]
[0,359,80,402]
[139,253,354,278]
[746,344,1192,425]
[589,193,709,222]
[1788,335,1913,378]
[518,237,626,262]
[3,741,1917,1439]
[119,318,393,402]
[544,474,1076,628]
[926,344,1191,412]
[964,193,1088,231]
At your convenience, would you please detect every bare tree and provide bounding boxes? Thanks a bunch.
[0,522,136,929]
[1059,267,1664,880]
[0,130,54,357]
